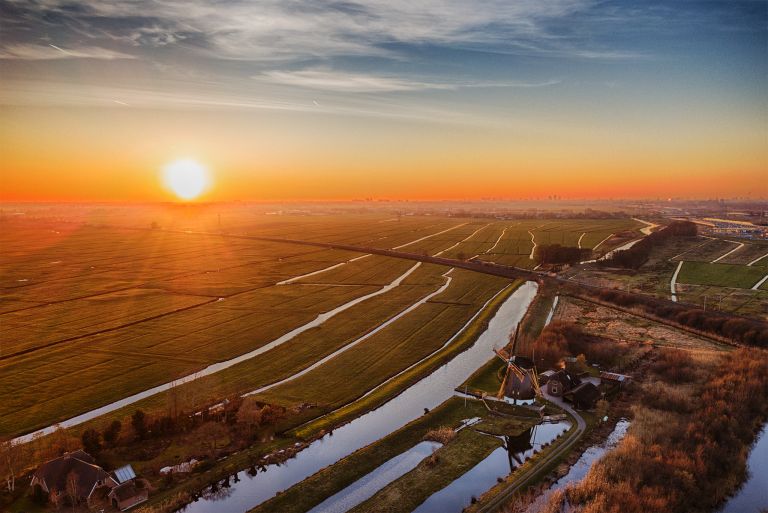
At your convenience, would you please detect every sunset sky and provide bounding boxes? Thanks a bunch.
[1,0,766,201]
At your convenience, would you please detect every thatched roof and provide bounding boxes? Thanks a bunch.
[33,451,110,498]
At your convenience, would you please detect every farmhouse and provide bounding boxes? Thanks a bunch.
[30,452,146,511]
[546,369,581,397]
[30,450,114,506]
[564,382,602,410]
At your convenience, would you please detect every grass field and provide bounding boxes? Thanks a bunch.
[677,261,766,289]
[473,219,642,268]
[255,268,511,413]
[0,216,517,438]
[0,216,472,437]
[0,215,646,440]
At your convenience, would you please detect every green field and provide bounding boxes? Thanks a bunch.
[677,261,766,289]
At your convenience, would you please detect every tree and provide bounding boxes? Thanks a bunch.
[81,429,101,455]
[197,422,229,458]
[132,410,148,440]
[574,354,588,374]
[103,420,122,446]
[49,489,62,511]
[0,438,24,492]
[236,397,264,439]
[65,470,79,512]
[596,399,609,420]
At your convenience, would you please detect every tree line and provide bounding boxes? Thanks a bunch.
[599,220,697,269]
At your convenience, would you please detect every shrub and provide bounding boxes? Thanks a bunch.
[423,426,456,444]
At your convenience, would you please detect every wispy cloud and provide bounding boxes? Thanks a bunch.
[259,70,452,92]
[258,69,561,92]
[0,0,628,62]
[0,43,136,60]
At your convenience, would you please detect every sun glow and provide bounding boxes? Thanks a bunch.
[162,159,210,200]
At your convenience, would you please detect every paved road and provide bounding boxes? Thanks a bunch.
[475,391,587,513]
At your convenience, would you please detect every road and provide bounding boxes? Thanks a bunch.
[475,390,587,513]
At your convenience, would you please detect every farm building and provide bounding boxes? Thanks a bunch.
[600,371,631,386]
[538,370,557,385]
[108,465,147,511]
[30,450,113,507]
[30,452,146,511]
[109,482,148,511]
[546,369,581,397]
[564,382,602,410]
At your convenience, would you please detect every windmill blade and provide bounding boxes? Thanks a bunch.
[497,365,510,399]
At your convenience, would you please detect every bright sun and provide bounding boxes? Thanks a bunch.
[162,159,210,200]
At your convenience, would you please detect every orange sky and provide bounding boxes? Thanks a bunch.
[1,103,765,202]
[1,0,766,202]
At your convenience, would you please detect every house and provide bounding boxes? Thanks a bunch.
[563,382,602,410]
[538,370,556,385]
[546,369,581,397]
[599,371,631,385]
[108,465,148,511]
[30,450,115,507]
[30,452,147,511]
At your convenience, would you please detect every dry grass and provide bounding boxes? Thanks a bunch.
[423,426,456,444]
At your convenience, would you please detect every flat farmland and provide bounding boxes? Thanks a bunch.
[669,238,743,263]
[0,216,494,438]
[254,268,511,412]
[677,261,766,289]
[0,288,212,357]
[717,243,768,266]
[475,219,643,267]
[529,218,641,249]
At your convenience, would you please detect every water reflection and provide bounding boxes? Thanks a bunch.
[718,422,768,513]
[413,420,571,513]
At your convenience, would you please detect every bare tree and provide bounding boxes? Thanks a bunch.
[236,397,264,439]
[49,489,62,511]
[0,438,23,492]
[198,422,229,458]
[65,470,80,512]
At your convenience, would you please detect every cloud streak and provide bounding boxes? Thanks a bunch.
[0,0,627,62]
[0,43,136,60]
[258,69,561,92]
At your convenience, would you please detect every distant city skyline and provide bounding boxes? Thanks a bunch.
[1,0,766,201]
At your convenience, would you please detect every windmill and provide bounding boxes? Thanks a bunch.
[494,324,542,402]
